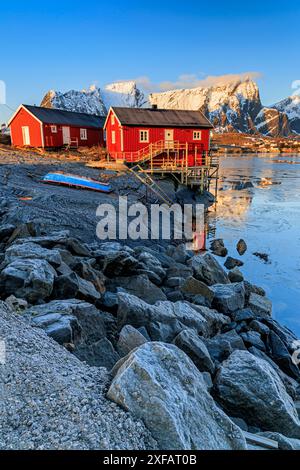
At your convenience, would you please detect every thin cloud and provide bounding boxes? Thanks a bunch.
[158,72,261,91]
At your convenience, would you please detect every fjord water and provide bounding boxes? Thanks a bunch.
[207,153,300,336]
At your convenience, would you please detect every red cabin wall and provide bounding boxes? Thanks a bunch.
[105,110,211,163]
[105,109,123,155]
[43,124,104,148]
[10,108,43,147]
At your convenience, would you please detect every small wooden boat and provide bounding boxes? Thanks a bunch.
[42,172,112,193]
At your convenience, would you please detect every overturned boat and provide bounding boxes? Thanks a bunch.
[42,172,112,193]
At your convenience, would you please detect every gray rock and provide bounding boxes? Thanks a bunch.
[257,432,300,450]
[5,294,28,312]
[167,262,193,280]
[228,268,244,283]
[138,326,151,341]
[4,242,62,267]
[240,331,266,351]
[215,350,300,438]
[232,308,255,322]
[112,274,167,304]
[187,303,230,337]
[97,250,142,277]
[263,318,298,351]
[73,259,106,294]
[210,239,228,257]
[165,290,184,302]
[0,223,16,241]
[180,276,214,303]
[236,239,247,256]
[171,244,191,264]
[249,320,270,336]
[108,342,246,449]
[117,325,148,356]
[224,257,244,270]
[248,292,272,317]
[221,330,247,351]
[268,330,300,380]
[230,417,248,432]
[117,293,207,342]
[211,282,245,314]
[190,253,230,286]
[75,338,120,369]
[244,280,266,299]
[136,251,166,285]
[12,230,70,248]
[53,272,100,303]
[203,337,232,363]
[0,258,56,303]
[164,276,184,288]
[173,329,215,373]
[248,346,300,400]
[202,371,213,391]
[26,299,108,346]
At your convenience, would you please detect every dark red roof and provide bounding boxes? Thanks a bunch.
[112,107,213,128]
[23,105,105,128]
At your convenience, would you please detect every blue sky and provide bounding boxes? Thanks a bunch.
[1,0,299,123]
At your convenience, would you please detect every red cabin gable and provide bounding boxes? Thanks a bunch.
[8,104,105,148]
[104,106,213,165]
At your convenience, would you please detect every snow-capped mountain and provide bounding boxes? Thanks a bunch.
[272,95,300,134]
[149,79,291,137]
[41,82,147,116]
[40,78,298,137]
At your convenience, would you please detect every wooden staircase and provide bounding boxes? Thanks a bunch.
[128,164,174,206]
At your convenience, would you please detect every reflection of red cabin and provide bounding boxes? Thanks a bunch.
[8,104,105,148]
[104,106,213,166]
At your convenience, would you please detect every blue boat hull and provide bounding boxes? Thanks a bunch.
[42,173,112,193]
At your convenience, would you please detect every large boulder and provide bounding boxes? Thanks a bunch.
[52,272,101,303]
[190,253,229,285]
[117,325,148,357]
[0,258,56,303]
[110,274,167,304]
[136,251,166,285]
[180,276,214,305]
[96,249,142,277]
[268,330,300,380]
[75,337,120,369]
[107,342,246,450]
[117,293,207,342]
[210,239,228,257]
[25,299,108,346]
[215,350,300,438]
[211,282,245,314]
[247,292,272,317]
[185,303,230,336]
[12,230,70,248]
[173,329,215,373]
[4,242,62,267]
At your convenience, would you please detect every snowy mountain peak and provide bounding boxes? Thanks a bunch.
[41,81,147,116]
[272,95,300,134]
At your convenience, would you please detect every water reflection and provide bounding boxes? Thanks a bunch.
[205,153,300,335]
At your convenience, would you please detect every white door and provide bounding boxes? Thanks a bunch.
[62,126,70,144]
[22,126,30,146]
[165,129,174,148]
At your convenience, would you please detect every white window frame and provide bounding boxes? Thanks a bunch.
[139,129,149,143]
[80,128,87,140]
[193,130,202,140]
[111,130,116,144]
[50,125,57,133]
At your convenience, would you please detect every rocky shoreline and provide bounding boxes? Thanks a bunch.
[0,214,300,450]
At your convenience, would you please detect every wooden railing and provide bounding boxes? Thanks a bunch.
[110,140,217,167]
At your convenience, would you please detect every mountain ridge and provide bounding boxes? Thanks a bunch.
[41,79,300,137]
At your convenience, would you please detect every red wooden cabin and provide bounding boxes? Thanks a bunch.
[8,104,105,148]
[104,106,213,166]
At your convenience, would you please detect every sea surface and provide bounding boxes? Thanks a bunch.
[207,153,300,336]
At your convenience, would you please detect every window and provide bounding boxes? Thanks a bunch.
[50,125,57,133]
[193,130,202,140]
[111,130,116,144]
[139,130,149,143]
[111,114,115,125]
[80,129,87,140]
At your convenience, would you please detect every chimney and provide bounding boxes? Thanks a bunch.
[151,104,158,110]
